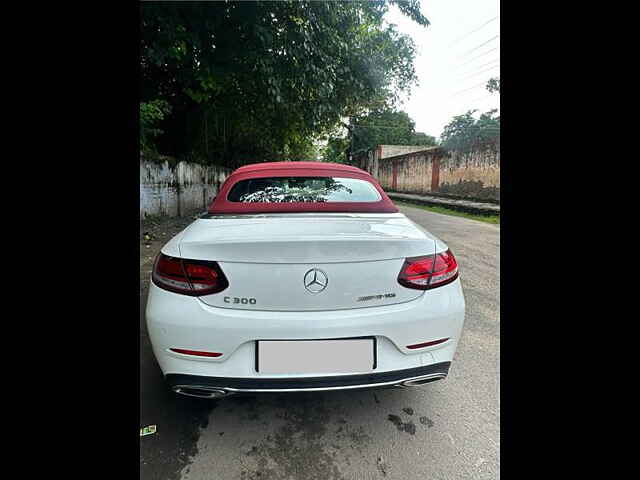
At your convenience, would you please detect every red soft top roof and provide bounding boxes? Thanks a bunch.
[208,161,398,214]
[233,161,368,175]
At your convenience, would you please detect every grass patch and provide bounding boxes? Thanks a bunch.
[394,200,500,225]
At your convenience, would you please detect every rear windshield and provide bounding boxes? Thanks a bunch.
[227,177,382,203]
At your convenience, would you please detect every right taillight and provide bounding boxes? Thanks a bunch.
[397,249,459,290]
[152,253,228,296]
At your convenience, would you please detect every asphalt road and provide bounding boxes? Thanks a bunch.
[140,205,500,480]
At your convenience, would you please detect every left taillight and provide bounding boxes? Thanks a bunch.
[152,253,228,296]
[397,249,459,290]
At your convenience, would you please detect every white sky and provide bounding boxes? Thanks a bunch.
[385,0,500,139]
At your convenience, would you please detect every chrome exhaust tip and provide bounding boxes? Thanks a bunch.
[173,386,230,399]
[401,373,446,387]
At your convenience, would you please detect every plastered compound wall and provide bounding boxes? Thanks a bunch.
[140,158,231,218]
[363,145,500,201]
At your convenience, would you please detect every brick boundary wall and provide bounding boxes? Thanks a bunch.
[363,146,500,202]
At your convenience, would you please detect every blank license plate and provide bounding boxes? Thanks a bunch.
[257,339,375,374]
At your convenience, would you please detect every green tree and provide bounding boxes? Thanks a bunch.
[140,100,171,154]
[486,77,500,94]
[440,109,500,153]
[141,1,429,166]
[321,108,436,163]
[322,135,351,164]
[349,109,436,152]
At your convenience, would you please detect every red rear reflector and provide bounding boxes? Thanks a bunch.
[152,253,228,296]
[170,348,223,358]
[397,249,459,290]
[406,338,450,349]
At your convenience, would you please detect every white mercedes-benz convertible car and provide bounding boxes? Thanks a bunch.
[146,161,465,399]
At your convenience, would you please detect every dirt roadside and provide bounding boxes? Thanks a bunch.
[140,209,219,480]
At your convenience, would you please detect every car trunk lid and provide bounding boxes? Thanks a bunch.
[178,214,436,311]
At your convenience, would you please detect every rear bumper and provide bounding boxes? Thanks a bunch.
[146,279,465,378]
[146,277,465,400]
[167,362,451,398]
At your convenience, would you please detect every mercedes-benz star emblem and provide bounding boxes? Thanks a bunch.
[303,268,328,293]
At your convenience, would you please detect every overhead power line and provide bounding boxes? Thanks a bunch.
[458,35,499,59]
[450,78,494,97]
[457,57,499,74]
[457,64,500,82]
[449,16,498,47]
[443,127,500,132]
[351,124,415,129]
[457,47,499,68]
[465,93,498,103]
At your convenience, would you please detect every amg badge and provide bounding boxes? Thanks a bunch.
[357,293,397,302]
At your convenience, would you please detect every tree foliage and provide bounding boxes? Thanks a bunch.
[349,109,436,152]
[440,109,500,153]
[321,108,436,164]
[486,77,500,94]
[141,1,428,167]
[322,135,351,165]
[140,100,171,153]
